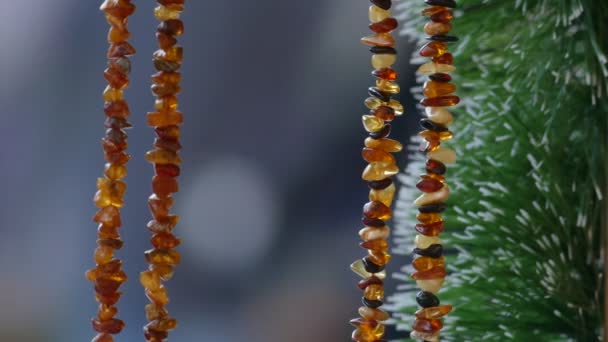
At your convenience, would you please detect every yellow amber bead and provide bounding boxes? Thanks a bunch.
[103,86,124,102]
[362,162,399,181]
[415,305,453,319]
[425,107,453,126]
[98,305,118,320]
[350,259,387,279]
[151,264,175,281]
[104,163,127,180]
[414,185,450,206]
[368,250,391,265]
[145,149,182,165]
[140,270,162,291]
[364,97,383,110]
[416,278,444,293]
[95,246,114,265]
[154,6,181,21]
[352,324,385,341]
[369,182,396,206]
[364,137,403,152]
[146,287,170,305]
[358,307,390,321]
[145,249,181,265]
[417,212,443,224]
[372,54,397,69]
[359,226,390,241]
[362,115,385,133]
[376,79,400,94]
[389,99,404,115]
[417,62,456,74]
[428,147,456,164]
[415,234,442,249]
[413,256,446,272]
[364,284,385,301]
[369,5,391,23]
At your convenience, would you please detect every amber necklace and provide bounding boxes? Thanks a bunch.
[86,1,136,341]
[410,0,458,340]
[349,0,404,340]
[139,0,185,341]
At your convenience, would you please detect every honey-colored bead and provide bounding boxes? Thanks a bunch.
[361,33,396,47]
[93,205,122,226]
[352,324,385,341]
[148,194,174,220]
[368,250,391,265]
[421,6,446,16]
[103,86,124,102]
[362,148,395,164]
[423,81,456,98]
[372,106,395,121]
[154,6,181,21]
[108,26,131,43]
[425,107,453,126]
[372,67,398,81]
[419,130,441,152]
[424,21,452,35]
[415,234,443,249]
[369,17,398,33]
[421,95,460,107]
[371,54,396,69]
[358,307,390,321]
[154,47,183,63]
[104,163,127,180]
[151,232,181,249]
[363,201,392,221]
[360,238,389,252]
[388,99,404,115]
[410,330,440,342]
[147,317,178,331]
[417,212,443,224]
[376,79,400,94]
[145,303,169,321]
[145,249,181,265]
[419,41,448,58]
[362,162,399,181]
[155,95,179,111]
[417,62,456,74]
[146,287,170,305]
[362,115,385,133]
[369,5,391,23]
[416,278,445,294]
[413,318,443,334]
[415,305,453,319]
[364,96,383,110]
[413,256,446,272]
[350,259,387,280]
[431,9,454,23]
[140,270,162,291]
[364,284,385,301]
[369,182,396,206]
[415,220,445,236]
[359,226,390,241]
[414,184,449,206]
[95,246,114,265]
[100,0,136,18]
[98,305,118,321]
[364,137,403,152]
[92,318,125,334]
[152,175,179,197]
[428,147,456,164]
[145,148,182,165]
[433,52,453,65]
[151,264,175,281]
[413,267,447,281]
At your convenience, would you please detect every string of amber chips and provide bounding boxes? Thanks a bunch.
[86,1,136,341]
[410,0,458,341]
[350,0,405,341]
[139,1,185,341]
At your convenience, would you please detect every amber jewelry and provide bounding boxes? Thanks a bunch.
[409,0,459,341]
[138,1,185,340]
[349,1,405,341]
[85,1,136,341]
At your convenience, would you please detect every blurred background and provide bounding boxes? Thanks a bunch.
[0,0,420,340]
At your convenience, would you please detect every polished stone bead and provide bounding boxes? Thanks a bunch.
[418,203,447,213]
[359,307,390,321]
[372,106,395,121]
[416,178,444,193]
[369,182,396,206]
[363,257,385,274]
[413,244,444,258]
[372,54,397,69]
[351,259,387,280]
[427,35,458,42]
[369,125,391,139]
[417,62,456,74]
[420,95,460,107]
[362,297,384,309]
[414,185,449,206]
[372,67,398,80]
[416,291,441,308]
[358,276,384,290]
[364,283,385,300]
[368,87,391,102]
[360,238,389,252]
[429,73,452,82]
[415,305,453,319]
[362,217,385,227]
[369,18,398,33]
[416,278,445,294]
[431,9,454,23]
[361,33,396,48]
[370,0,392,10]
[92,318,125,334]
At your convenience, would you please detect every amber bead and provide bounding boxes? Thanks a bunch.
[364,284,385,301]
[371,106,395,121]
[364,137,402,152]
[418,62,456,74]
[146,318,178,332]
[414,244,443,258]
[151,264,175,281]
[148,194,173,219]
[359,307,390,321]
[427,106,455,126]
[145,249,181,265]
[369,17,398,33]
[412,267,446,280]
[362,115,384,133]
[104,68,129,89]
[415,221,445,236]
[151,232,181,249]
[369,182,396,207]
[375,79,399,95]
[368,87,391,102]
[433,52,453,65]
[100,0,136,17]
[147,216,179,233]
[431,9,453,23]
[413,318,443,334]
[369,5,391,23]
[94,206,122,227]
[360,238,389,252]
[428,147,456,165]
[108,26,131,43]
[351,259,387,280]
[362,148,395,164]
[155,125,181,139]
[92,334,114,342]
[416,178,443,193]
[429,73,451,83]
[152,175,179,197]
[157,19,184,36]
[413,256,445,272]
[96,292,122,306]
[419,41,448,58]
[361,33,396,47]
[410,330,440,342]
[140,270,162,291]
[362,162,399,181]
[415,305,453,319]
[145,148,182,165]
[145,303,169,321]
[358,276,383,290]
[104,100,130,119]
[425,0,456,8]
[423,80,456,98]
[420,95,460,107]
[363,201,392,221]
[369,124,391,139]
[417,212,443,225]
[146,287,170,305]
[372,67,398,80]
[367,178,393,190]
[98,224,120,240]
[419,203,447,213]
[417,291,441,308]
[368,250,391,266]
[426,159,446,175]
[92,318,125,334]
[108,41,136,58]
[359,226,390,241]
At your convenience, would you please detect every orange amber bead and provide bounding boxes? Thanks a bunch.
[363,201,393,221]
[368,250,391,266]
[369,17,398,33]
[371,106,395,121]
[415,305,453,319]
[92,333,114,342]
[416,178,444,193]
[433,52,453,65]
[419,41,448,58]
[421,6,446,16]
[148,194,174,219]
[411,267,447,280]
[144,249,181,265]
[364,137,403,152]
[372,67,398,81]
[151,232,181,249]
[92,318,125,334]
[420,95,460,107]
[360,238,389,252]
[431,9,454,23]
[364,284,385,301]
[362,148,396,164]
[412,256,446,272]
[412,318,443,333]
[415,221,445,236]
[152,175,179,197]
[145,148,182,165]
[361,33,396,47]
[424,21,452,35]
[423,81,456,98]
[417,212,443,224]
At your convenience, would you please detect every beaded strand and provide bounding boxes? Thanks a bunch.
[85,1,137,341]
[139,1,185,341]
[350,1,405,341]
[410,0,458,341]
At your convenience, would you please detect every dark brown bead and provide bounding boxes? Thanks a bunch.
[418,203,447,213]
[370,0,391,10]
[152,175,179,198]
[97,238,124,250]
[416,178,444,193]
[151,232,181,249]
[413,244,443,258]
[369,124,391,139]
[420,95,460,107]
[429,73,452,82]
[92,318,125,334]
[363,201,392,221]
[426,159,446,175]
[104,151,131,165]
[431,10,454,23]
[95,278,122,296]
[362,217,385,227]
[103,128,128,151]
[108,57,131,74]
[371,106,395,121]
[155,125,180,140]
[424,0,456,8]
[369,17,398,33]
[158,0,185,5]
[154,138,182,152]
[370,46,397,55]
[420,119,448,132]
[104,117,132,129]
[415,221,445,236]
[363,257,385,273]
[155,164,181,178]
[368,178,393,190]
[157,32,178,50]
[157,19,184,36]
[104,100,130,119]
[96,292,122,306]
[368,87,391,102]
[427,35,459,42]
[362,297,383,309]
[433,52,453,65]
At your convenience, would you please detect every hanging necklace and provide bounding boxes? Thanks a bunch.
[350,0,405,340]
[410,0,458,340]
[86,0,136,341]
[139,1,185,340]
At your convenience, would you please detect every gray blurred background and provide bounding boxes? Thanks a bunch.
[0,0,419,340]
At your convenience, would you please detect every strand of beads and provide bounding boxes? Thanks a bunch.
[410,0,458,341]
[85,1,136,341]
[139,1,185,341]
[350,1,405,341]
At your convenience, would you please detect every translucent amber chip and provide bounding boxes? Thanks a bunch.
[416,212,443,224]
[364,284,385,301]
[362,147,396,164]
[369,5,391,23]
[369,182,396,206]
[415,305,453,319]
[423,81,456,97]
[364,137,403,152]
[361,33,396,47]
[359,307,390,321]
[424,21,452,35]
[362,162,399,181]
[419,41,448,58]
[363,201,392,221]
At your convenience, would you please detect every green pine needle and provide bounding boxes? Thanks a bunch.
[390,0,607,340]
